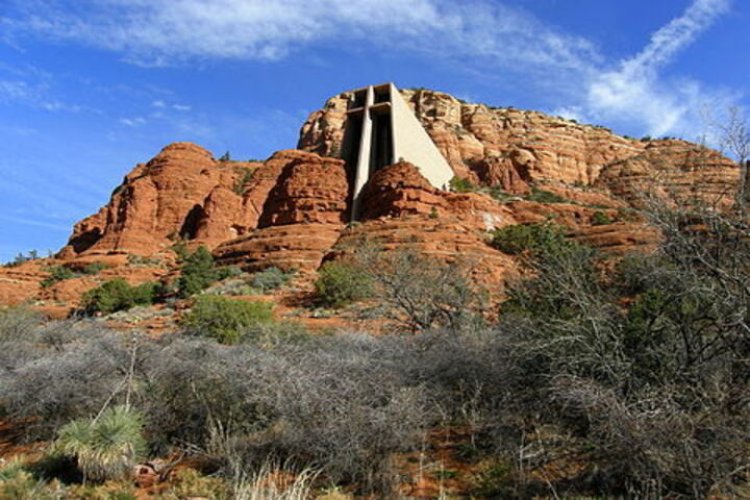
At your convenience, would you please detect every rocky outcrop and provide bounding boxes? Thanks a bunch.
[60,143,262,257]
[359,162,447,219]
[595,140,739,208]
[213,152,349,273]
[33,86,737,316]
[298,88,645,187]
[258,152,349,226]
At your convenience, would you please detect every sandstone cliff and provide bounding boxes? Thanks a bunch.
[1,87,739,315]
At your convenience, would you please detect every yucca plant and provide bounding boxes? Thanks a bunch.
[55,405,146,483]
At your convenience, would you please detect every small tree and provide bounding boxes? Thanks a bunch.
[314,261,373,308]
[41,265,77,288]
[182,295,274,344]
[491,222,572,256]
[354,247,486,332]
[178,246,219,298]
[81,279,157,315]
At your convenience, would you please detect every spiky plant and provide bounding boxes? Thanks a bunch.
[55,405,146,483]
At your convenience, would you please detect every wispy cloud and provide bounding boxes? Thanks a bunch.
[4,0,598,74]
[0,78,81,112]
[2,0,738,137]
[583,0,733,137]
[119,117,147,127]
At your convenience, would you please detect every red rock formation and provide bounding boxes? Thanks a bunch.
[60,142,261,257]
[258,152,349,226]
[213,152,349,273]
[298,88,645,187]
[595,139,739,208]
[17,87,735,317]
[359,162,447,219]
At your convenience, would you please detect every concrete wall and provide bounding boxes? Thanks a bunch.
[351,86,374,217]
[346,82,455,219]
[388,83,454,190]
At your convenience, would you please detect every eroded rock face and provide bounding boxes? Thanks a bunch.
[359,162,447,220]
[37,86,738,315]
[213,152,349,273]
[61,142,262,256]
[594,140,739,208]
[298,88,646,187]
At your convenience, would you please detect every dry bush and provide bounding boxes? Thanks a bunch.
[0,324,147,441]
[496,203,750,497]
[350,246,487,332]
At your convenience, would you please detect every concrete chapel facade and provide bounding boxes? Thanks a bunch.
[341,83,454,218]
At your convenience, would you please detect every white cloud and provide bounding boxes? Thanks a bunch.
[584,0,733,137]
[2,0,738,138]
[119,117,147,127]
[4,0,598,74]
[0,78,81,112]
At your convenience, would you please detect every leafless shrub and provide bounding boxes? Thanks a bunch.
[347,245,487,332]
[0,306,41,342]
[0,328,134,440]
[497,200,750,496]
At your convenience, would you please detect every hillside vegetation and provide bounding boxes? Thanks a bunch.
[1,199,748,498]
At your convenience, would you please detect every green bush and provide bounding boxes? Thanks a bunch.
[182,295,274,344]
[449,176,476,193]
[177,246,219,298]
[591,210,612,226]
[41,265,77,288]
[525,187,568,204]
[55,405,146,483]
[251,267,293,293]
[490,223,573,256]
[233,167,255,195]
[314,261,373,308]
[81,262,108,275]
[80,279,157,315]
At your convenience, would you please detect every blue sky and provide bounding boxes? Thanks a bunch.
[0,0,747,262]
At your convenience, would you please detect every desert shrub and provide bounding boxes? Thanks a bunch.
[0,459,47,499]
[1,319,507,494]
[0,306,42,342]
[490,222,573,256]
[54,405,146,483]
[178,246,220,298]
[362,250,486,332]
[164,468,230,499]
[314,261,373,308]
[525,187,568,203]
[0,329,132,440]
[590,210,612,225]
[140,334,437,492]
[81,262,108,275]
[127,254,164,268]
[40,265,77,287]
[449,176,476,193]
[230,462,319,500]
[488,186,515,202]
[233,167,255,195]
[251,266,293,293]
[80,279,157,315]
[496,205,750,496]
[182,296,273,344]
[204,277,254,296]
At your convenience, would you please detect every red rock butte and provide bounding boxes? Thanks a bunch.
[0,84,740,309]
